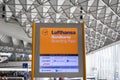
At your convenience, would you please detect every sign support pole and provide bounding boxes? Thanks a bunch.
[32,22,36,80]
[82,22,86,80]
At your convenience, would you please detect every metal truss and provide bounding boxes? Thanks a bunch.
[0,0,120,53]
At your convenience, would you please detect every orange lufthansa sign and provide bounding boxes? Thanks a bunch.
[40,28,78,54]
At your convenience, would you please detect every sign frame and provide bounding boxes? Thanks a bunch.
[32,23,86,80]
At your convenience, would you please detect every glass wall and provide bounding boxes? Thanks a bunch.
[87,42,120,80]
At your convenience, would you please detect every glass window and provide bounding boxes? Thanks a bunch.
[87,42,120,80]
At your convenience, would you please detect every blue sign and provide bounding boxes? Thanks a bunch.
[22,63,28,68]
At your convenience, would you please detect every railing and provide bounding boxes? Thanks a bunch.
[87,76,96,80]
[0,77,24,80]
[0,61,31,68]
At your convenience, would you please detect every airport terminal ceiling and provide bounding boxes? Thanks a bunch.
[0,0,120,53]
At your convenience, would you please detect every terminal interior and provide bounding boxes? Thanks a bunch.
[0,0,120,80]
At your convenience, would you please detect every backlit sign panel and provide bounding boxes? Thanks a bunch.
[40,28,78,54]
[40,28,79,73]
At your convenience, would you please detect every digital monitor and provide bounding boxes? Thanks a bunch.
[40,56,78,73]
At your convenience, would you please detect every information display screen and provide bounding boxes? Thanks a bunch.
[39,28,79,73]
[40,56,78,72]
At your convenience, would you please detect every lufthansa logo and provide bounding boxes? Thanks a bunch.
[51,30,76,34]
[42,29,48,36]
